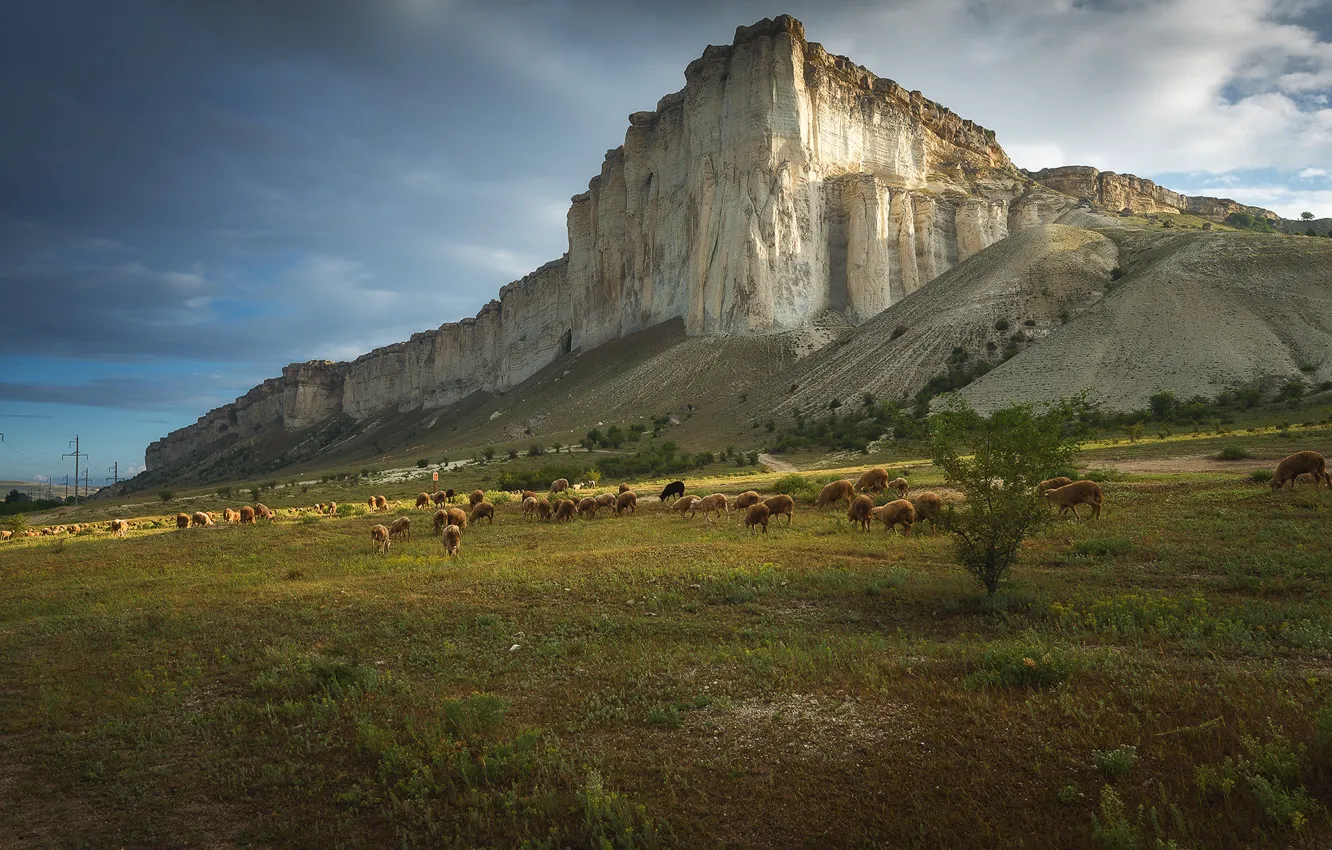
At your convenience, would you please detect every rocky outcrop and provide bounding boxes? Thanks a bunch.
[1028,166,1278,221]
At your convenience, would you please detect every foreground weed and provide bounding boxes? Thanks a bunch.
[1093,745,1138,780]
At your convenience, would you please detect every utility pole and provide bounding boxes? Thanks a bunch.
[83,469,90,501]
[63,475,69,500]
[63,436,87,506]
[107,462,120,495]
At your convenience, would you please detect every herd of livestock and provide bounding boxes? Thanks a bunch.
[1,451,1326,551]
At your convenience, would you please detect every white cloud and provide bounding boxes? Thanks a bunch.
[1300,167,1329,178]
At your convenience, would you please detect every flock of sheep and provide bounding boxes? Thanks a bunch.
[1,451,1325,550]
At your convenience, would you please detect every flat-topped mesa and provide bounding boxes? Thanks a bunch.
[143,15,1050,473]
[1029,166,1279,221]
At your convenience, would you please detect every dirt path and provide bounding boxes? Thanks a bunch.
[1097,454,1266,475]
[758,453,798,473]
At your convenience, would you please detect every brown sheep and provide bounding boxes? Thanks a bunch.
[255,503,274,521]
[618,482,631,494]
[109,519,130,537]
[847,495,874,531]
[672,494,701,517]
[327,501,338,517]
[815,479,855,509]
[468,489,485,507]
[389,516,411,541]
[367,496,376,510]
[471,501,495,525]
[911,491,944,532]
[536,498,553,520]
[550,478,569,495]
[595,492,615,508]
[0,530,11,542]
[554,499,576,522]
[223,508,240,523]
[745,503,770,534]
[872,499,916,536]
[855,467,889,493]
[374,495,388,512]
[520,489,536,501]
[176,513,190,530]
[763,495,795,527]
[447,507,468,529]
[433,509,450,536]
[522,496,538,520]
[1271,451,1330,491]
[734,491,762,512]
[370,524,390,554]
[578,497,598,519]
[432,491,448,506]
[240,506,256,524]
[442,524,461,556]
[888,477,909,498]
[191,511,214,528]
[1044,480,1103,520]
[615,491,637,516]
[1038,476,1074,493]
[415,492,431,509]
[692,493,729,522]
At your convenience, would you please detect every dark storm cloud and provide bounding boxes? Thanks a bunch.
[0,374,244,412]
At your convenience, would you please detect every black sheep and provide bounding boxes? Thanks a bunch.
[659,480,685,502]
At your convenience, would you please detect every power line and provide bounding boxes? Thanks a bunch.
[63,436,87,506]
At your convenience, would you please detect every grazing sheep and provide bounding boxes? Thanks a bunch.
[745,503,770,534]
[888,477,909,498]
[108,520,129,537]
[872,500,916,536]
[327,502,337,517]
[522,490,537,501]
[367,497,376,510]
[536,498,553,520]
[191,511,214,528]
[445,489,456,503]
[855,467,890,493]
[389,516,411,541]
[239,506,256,524]
[522,496,538,520]
[1038,476,1074,493]
[223,508,240,523]
[618,482,632,494]
[615,491,637,516]
[433,509,450,536]
[0,530,10,542]
[432,491,448,506]
[1043,480,1103,520]
[815,479,855,509]
[672,494,701,517]
[176,513,190,530]
[763,495,795,527]
[255,504,273,521]
[1270,451,1330,491]
[374,495,388,512]
[911,492,944,532]
[469,489,486,507]
[659,481,685,502]
[692,493,729,522]
[370,524,390,554]
[416,492,431,509]
[550,478,569,495]
[578,497,598,519]
[471,501,495,525]
[734,491,762,512]
[595,492,615,508]
[442,524,461,556]
[847,495,875,531]
[447,507,468,529]
[554,499,576,522]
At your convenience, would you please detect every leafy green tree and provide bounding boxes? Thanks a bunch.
[1301,211,1315,221]
[930,401,1082,595]
[5,513,27,535]
[483,446,496,461]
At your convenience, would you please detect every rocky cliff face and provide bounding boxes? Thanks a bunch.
[1028,166,1278,221]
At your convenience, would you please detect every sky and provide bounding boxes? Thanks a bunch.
[2,0,1330,484]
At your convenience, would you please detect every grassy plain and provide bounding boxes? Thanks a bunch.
[2,430,1331,847]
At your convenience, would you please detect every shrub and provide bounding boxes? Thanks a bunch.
[1070,536,1133,559]
[994,318,1010,332]
[931,400,1083,594]
[1215,444,1252,460]
[507,448,519,460]
[1093,745,1138,779]
[772,474,817,501]
[962,641,1075,689]
[5,513,27,535]
[528,444,544,457]
[416,458,429,468]
[159,491,174,503]
[482,446,496,461]
[1250,469,1274,483]
[1109,266,1125,280]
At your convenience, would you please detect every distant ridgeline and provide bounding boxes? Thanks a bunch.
[143,14,1292,477]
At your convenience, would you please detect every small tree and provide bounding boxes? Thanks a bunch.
[159,491,174,503]
[5,513,27,536]
[931,401,1082,595]
[483,446,496,462]
[416,458,429,468]
[1301,211,1315,221]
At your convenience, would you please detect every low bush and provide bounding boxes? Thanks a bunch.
[1215,445,1252,460]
